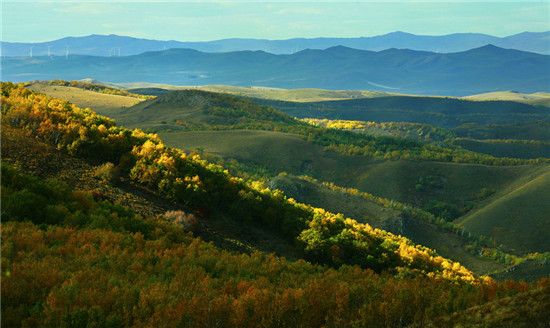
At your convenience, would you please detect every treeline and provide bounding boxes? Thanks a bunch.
[0,82,478,281]
[301,118,548,165]
[154,90,546,166]
[3,164,548,327]
[305,118,457,143]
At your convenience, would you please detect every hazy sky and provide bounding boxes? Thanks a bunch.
[2,1,549,42]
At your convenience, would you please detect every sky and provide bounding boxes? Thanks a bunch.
[1,1,549,43]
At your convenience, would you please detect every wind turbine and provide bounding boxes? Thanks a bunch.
[118,47,121,56]
[29,46,34,58]
[47,46,51,56]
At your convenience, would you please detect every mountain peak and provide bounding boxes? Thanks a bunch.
[386,31,414,36]
[325,45,354,51]
[480,43,503,49]
[465,44,509,54]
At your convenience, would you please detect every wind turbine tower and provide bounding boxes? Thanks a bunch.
[29,46,34,58]
[48,46,51,57]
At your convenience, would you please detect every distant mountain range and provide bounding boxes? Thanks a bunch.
[2,31,549,57]
[2,44,548,96]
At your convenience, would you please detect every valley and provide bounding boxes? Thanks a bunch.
[24,80,550,277]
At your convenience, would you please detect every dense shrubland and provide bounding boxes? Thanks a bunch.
[0,82,478,279]
[3,163,549,327]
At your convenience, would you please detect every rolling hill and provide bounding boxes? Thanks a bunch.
[3,44,549,96]
[26,82,145,113]
[3,81,491,282]
[20,82,550,263]
[104,88,550,257]
[3,31,549,56]
[7,124,526,328]
[456,165,550,255]
[251,94,550,128]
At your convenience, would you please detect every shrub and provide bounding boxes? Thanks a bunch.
[163,210,200,233]
[94,162,120,184]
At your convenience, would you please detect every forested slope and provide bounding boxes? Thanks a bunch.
[3,82,550,327]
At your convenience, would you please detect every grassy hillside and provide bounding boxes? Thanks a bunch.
[159,128,550,260]
[176,85,395,102]
[116,81,550,108]
[26,81,144,115]
[307,118,550,159]
[28,80,550,143]
[267,174,506,275]
[465,90,550,107]
[159,129,538,207]
[456,165,550,255]
[23,82,550,258]
[159,129,350,178]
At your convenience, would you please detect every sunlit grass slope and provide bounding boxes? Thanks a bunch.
[26,82,144,115]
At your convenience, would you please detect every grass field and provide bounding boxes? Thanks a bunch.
[118,81,550,107]
[456,164,550,255]
[465,91,550,108]
[27,83,144,116]
[159,128,550,258]
[158,129,542,212]
[159,129,340,175]
[118,83,398,101]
